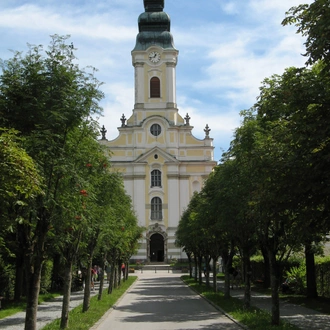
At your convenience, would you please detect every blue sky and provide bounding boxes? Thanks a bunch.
[0,0,312,161]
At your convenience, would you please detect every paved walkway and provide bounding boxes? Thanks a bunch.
[0,270,329,329]
[214,278,329,330]
[0,287,99,330]
[227,285,329,330]
[91,272,242,330]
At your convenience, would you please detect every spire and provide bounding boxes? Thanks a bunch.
[133,0,176,51]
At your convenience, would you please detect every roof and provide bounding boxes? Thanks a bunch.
[133,0,176,51]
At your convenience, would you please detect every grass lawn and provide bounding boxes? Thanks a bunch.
[42,276,137,330]
[0,277,137,330]
[182,276,300,330]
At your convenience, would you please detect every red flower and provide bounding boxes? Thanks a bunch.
[75,216,82,220]
[86,163,92,167]
[80,189,88,196]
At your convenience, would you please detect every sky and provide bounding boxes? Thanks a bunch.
[0,0,313,162]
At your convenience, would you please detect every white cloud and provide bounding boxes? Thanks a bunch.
[0,0,315,161]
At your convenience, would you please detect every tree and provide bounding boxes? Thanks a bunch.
[176,192,206,283]
[283,1,330,297]
[0,35,103,330]
[0,129,43,300]
[0,129,42,205]
[283,0,330,71]
[256,64,330,299]
[48,121,111,328]
[216,107,303,324]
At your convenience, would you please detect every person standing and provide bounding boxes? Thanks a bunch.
[91,267,96,290]
[121,263,125,278]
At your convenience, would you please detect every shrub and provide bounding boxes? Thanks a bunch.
[285,264,306,294]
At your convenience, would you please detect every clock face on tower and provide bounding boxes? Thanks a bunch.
[148,51,161,63]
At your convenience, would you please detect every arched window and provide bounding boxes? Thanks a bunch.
[151,197,162,220]
[150,77,160,98]
[151,170,162,187]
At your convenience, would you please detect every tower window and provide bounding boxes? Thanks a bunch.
[151,197,162,220]
[151,170,162,187]
[150,77,160,98]
[150,124,161,136]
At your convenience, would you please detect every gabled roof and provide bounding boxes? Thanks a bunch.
[134,146,179,164]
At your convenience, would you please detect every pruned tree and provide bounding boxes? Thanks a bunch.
[0,35,103,330]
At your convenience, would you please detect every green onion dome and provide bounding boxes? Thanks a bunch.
[133,0,176,51]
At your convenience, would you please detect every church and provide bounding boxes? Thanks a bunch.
[100,0,217,263]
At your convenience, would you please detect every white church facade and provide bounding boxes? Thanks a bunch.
[100,0,217,263]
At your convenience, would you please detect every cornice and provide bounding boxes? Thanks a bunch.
[123,174,146,180]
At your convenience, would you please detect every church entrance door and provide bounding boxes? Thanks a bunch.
[150,233,164,262]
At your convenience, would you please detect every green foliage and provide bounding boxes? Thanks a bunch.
[283,0,330,71]
[0,255,15,298]
[286,264,307,294]
[315,257,330,297]
[0,35,113,329]
[40,260,53,294]
[0,128,43,205]
[316,256,330,264]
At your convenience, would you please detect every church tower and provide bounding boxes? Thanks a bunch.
[100,0,217,263]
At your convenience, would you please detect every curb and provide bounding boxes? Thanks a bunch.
[181,277,248,330]
[90,277,139,330]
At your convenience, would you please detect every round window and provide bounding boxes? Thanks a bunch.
[150,124,161,136]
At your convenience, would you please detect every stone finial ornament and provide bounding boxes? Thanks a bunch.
[204,124,211,138]
[184,113,190,126]
[100,125,107,140]
[120,114,127,127]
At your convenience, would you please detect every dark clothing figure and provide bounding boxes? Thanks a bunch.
[121,264,125,278]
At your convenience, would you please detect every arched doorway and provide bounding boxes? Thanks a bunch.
[150,233,164,262]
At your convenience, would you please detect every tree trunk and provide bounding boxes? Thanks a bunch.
[108,262,115,294]
[204,256,210,287]
[23,213,48,330]
[193,255,198,281]
[305,242,318,298]
[98,260,106,301]
[187,253,193,278]
[24,255,43,330]
[60,261,73,329]
[212,256,218,293]
[261,245,271,288]
[268,251,280,326]
[243,249,251,309]
[82,259,92,312]
[221,247,234,299]
[14,245,24,301]
[198,256,203,285]
[116,262,121,287]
